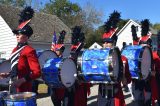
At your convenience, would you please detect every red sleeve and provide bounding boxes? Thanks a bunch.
[153,52,160,73]
[26,49,41,80]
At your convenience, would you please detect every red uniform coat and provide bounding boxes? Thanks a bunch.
[114,55,131,106]
[133,38,140,45]
[151,51,160,106]
[53,82,91,106]
[11,45,41,92]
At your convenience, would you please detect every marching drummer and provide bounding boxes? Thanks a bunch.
[150,47,160,106]
[3,7,41,93]
[98,11,131,106]
[50,30,66,106]
[70,26,91,106]
[130,19,153,106]
[131,25,140,45]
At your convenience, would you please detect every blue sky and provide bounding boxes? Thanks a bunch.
[69,0,160,25]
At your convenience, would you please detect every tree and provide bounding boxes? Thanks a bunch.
[153,23,160,31]
[77,2,103,48]
[81,2,103,30]
[0,0,26,7]
[84,19,129,48]
[42,0,82,28]
[0,0,13,5]
[117,19,129,32]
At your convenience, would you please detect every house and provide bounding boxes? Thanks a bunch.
[0,16,17,59]
[89,42,102,49]
[0,4,72,59]
[116,19,158,50]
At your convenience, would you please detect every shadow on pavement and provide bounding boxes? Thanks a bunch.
[88,101,97,106]
[37,93,50,99]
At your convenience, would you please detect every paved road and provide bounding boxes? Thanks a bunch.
[37,85,135,106]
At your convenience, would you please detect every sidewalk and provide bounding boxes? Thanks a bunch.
[37,85,134,106]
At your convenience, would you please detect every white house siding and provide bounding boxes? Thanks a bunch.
[89,42,102,49]
[0,16,17,59]
[116,20,141,50]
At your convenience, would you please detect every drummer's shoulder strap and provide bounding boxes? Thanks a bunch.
[10,46,26,78]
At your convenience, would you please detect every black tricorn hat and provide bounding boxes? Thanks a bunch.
[12,24,33,37]
[12,6,34,37]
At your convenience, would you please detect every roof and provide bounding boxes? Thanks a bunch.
[89,42,102,49]
[0,4,71,43]
[117,19,158,36]
[117,19,140,36]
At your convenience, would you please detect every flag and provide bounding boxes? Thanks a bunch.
[51,31,57,51]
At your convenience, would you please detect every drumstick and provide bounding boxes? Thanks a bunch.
[9,79,12,93]
[123,61,126,75]
[122,61,127,85]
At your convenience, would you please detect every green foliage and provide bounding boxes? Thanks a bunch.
[153,23,160,31]
[117,19,129,31]
[0,0,13,5]
[43,1,80,18]
[14,0,25,7]
[84,26,104,48]
[42,0,82,28]
[0,0,26,7]
[84,19,129,48]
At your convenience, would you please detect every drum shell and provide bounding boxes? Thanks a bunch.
[121,45,152,79]
[36,50,58,69]
[42,58,77,88]
[0,91,9,106]
[4,92,36,106]
[77,47,121,83]
[42,58,64,88]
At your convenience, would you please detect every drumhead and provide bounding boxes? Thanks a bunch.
[38,50,58,68]
[60,58,76,88]
[109,47,120,81]
[0,60,11,85]
[0,60,11,73]
[141,46,152,79]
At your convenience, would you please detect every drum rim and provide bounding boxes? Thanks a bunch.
[42,58,64,88]
[38,50,58,68]
[108,47,121,82]
[38,50,58,59]
[77,48,121,83]
[42,58,77,88]
[122,45,152,80]
[140,46,153,79]
[4,92,36,101]
[77,51,85,81]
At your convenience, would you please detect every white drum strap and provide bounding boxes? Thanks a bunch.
[10,46,26,78]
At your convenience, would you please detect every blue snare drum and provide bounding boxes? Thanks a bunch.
[0,91,9,106]
[77,47,121,83]
[121,45,152,79]
[42,58,77,88]
[4,92,36,106]
[36,50,57,69]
